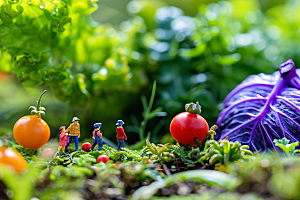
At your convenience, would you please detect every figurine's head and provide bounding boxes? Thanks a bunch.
[94,123,102,129]
[59,126,66,133]
[72,117,80,123]
[116,120,124,126]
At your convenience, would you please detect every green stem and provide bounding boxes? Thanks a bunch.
[36,148,42,156]
[194,138,202,149]
[36,90,47,111]
[139,81,156,140]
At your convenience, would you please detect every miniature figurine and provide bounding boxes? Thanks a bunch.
[90,123,103,152]
[56,126,69,156]
[65,117,80,152]
[116,120,127,151]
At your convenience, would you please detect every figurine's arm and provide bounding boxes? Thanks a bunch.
[65,124,72,133]
[78,124,80,138]
[99,131,102,138]
[123,128,127,140]
[65,134,69,142]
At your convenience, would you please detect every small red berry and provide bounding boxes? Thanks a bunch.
[42,148,53,159]
[82,142,92,152]
[97,155,110,163]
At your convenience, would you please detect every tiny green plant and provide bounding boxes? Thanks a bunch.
[143,139,175,163]
[273,137,300,157]
[199,138,253,167]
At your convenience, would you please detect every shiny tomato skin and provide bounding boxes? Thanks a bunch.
[97,155,110,163]
[0,147,27,173]
[13,115,50,149]
[170,112,209,146]
[82,142,92,152]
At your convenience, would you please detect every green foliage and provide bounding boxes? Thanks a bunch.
[107,147,142,162]
[0,162,41,200]
[128,81,167,146]
[3,0,300,199]
[148,192,263,200]
[274,137,300,157]
[194,124,218,151]
[2,0,300,142]
[129,0,300,133]
[143,139,176,163]
[0,147,167,199]
[53,144,142,166]
[0,0,146,109]
[0,0,71,86]
[230,153,300,200]
[12,144,37,160]
[126,81,167,149]
[132,169,239,200]
[3,137,300,199]
[199,139,253,166]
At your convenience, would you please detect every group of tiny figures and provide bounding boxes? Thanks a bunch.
[56,117,127,156]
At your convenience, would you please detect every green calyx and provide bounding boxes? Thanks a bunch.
[185,102,201,114]
[28,90,47,118]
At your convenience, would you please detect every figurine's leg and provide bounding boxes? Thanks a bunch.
[57,145,61,154]
[121,139,125,149]
[62,146,65,153]
[91,139,97,150]
[65,136,72,151]
[74,136,78,150]
[117,139,121,151]
[97,139,103,151]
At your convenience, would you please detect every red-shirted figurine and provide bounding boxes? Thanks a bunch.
[116,120,127,150]
[56,126,69,156]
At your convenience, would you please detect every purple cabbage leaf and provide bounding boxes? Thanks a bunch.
[216,59,300,152]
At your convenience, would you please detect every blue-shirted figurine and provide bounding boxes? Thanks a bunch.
[90,123,103,152]
[116,120,127,151]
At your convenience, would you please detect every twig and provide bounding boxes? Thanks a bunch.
[69,153,76,164]
[163,164,171,177]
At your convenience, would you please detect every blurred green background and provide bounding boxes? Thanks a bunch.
[0,0,299,148]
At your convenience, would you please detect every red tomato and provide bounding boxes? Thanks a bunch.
[170,112,209,146]
[0,147,27,173]
[13,115,50,149]
[42,148,53,159]
[82,142,92,152]
[97,155,110,163]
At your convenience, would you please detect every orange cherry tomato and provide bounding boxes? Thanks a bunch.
[13,115,50,149]
[0,147,27,173]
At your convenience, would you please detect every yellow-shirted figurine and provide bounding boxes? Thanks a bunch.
[65,117,80,152]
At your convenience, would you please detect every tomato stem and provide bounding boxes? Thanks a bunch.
[185,102,201,114]
[29,90,47,118]
[36,90,47,110]
[36,148,42,156]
